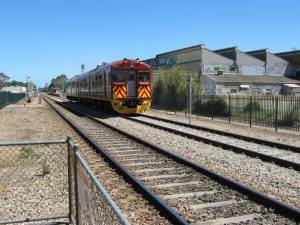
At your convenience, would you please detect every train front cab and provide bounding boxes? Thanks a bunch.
[111,68,151,114]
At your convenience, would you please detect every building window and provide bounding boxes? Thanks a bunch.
[230,65,236,72]
[230,89,238,94]
[263,89,272,95]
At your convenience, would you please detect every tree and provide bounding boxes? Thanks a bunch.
[153,65,202,96]
[50,74,68,90]
[0,72,9,88]
[7,80,26,87]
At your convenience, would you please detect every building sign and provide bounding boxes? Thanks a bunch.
[77,166,95,225]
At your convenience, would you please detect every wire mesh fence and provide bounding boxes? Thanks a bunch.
[0,138,129,225]
[152,93,300,132]
[0,140,70,224]
[72,151,129,225]
[0,92,25,109]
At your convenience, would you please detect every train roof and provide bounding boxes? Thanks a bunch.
[66,59,151,82]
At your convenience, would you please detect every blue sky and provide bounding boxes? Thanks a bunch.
[0,0,299,87]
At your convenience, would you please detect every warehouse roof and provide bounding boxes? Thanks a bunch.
[276,50,300,64]
[157,44,204,57]
[202,74,300,84]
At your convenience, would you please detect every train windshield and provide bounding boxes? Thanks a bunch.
[138,72,150,82]
[112,71,126,83]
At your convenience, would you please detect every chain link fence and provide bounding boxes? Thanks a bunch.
[0,138,129,225]
[0,92,25,109]
[0,140,70,224]
[71,148,130,225]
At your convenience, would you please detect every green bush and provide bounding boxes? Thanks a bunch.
[152,92,186,111]
[153,65,202,96]
[193,97,229,117]
[243,101,261,112]
[278,102,300,127]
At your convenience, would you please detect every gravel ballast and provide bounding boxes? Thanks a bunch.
[99,115,300,209]
[145,109,300,147]
[132,116,300,164]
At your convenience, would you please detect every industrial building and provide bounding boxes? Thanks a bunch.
[276,50,300,79]
[143,44,300,96]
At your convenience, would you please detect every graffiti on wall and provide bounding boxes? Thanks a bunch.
[202,64,229,73]
[148,59,158,68]
[158,57,176,66]
[266,62,289,75]
[240,66,265,74]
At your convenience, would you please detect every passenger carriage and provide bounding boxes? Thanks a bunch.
[65,58,152,114]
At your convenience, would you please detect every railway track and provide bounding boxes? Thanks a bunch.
[137,113,300,153]
[123,115,300,171]
[44,95,300,224]
[54,96,300,171]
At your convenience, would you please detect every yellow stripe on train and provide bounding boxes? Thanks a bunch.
[138,86,150,98]
[113,86,126,98]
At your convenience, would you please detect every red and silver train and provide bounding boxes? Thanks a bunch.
[65,59,152,114]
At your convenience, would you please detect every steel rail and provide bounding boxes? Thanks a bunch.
[139,114,300,154]
[44,95,300,222]
[43,95,189,225]
[124,116,300,171]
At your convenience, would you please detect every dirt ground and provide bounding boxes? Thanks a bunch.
[0,96,69,142]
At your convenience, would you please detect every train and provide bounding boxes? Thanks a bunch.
[65,58,152,114]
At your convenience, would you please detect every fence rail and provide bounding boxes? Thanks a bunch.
[0,92,25,109]
[152,93,300,132]
[0,138,129,225]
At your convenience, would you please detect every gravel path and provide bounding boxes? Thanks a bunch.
[132,116,300,164]
[97,115,300,209]
[0,98,171,225]
[145,109,300,147]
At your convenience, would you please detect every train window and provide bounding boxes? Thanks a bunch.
[112,71,125,82]
[138,72,150,82]
[128,71,136,81]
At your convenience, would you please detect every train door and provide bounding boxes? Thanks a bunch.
[127,71,136,97]
[105,71,111,99]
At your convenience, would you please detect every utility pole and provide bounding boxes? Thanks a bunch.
[26,75,33,103]
[81,64,85,74]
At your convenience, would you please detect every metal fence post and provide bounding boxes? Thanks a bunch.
[184,93,187,116]
[211,95,214,120]
[189,74,192,125]
[67,136,73,224]
[72,144,80,225]
[228,94,231,123]
[249,96,252,128]
[275,96,279,132]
